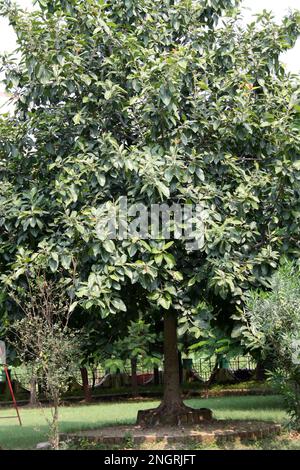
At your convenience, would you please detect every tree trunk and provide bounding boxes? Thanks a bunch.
[137,311,212,426]
[30,376,38,406]
[92,368,96,390]
[153,366,160,385]
[113,370,122,389]
[255,359,267,381]
[131,357,138,397]
[162,310,182,406]
[178,351,183,385]
[49,399,60,450]
[80,367,92,402]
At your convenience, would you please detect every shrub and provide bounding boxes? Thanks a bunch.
[241,261,300,428]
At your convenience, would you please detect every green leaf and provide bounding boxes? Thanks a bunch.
[293,161,300,171]
[61,255,72,270]
[171,271,183,281]
[49,256,59,273]
[111,298,127,312]
[104,90,113,100]
[231,324,243,338]
[163,241,174,250]
[69,184,78,203]
[73,113,82,125]
[103,239,116,253]
[97,174,106,187]
[158,297,171,310]
[155,253,163,265]
[81,74,92,86]
[189,340,210,350]
[164,253,176,268]
[196,167,205,181]
[198,81,209,90]
[159,85,172,106]
[156,181,170,199]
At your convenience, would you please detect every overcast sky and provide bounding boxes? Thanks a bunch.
[1,0,300,112]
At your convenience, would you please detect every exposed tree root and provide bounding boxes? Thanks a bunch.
[137,401,213,426]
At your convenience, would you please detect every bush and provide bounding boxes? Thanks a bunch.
[268,368,300,428]
[242,260,300,428]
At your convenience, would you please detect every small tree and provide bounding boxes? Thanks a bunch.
[241,261,300,428]
[6,268,81,449]
[109,319,160,396]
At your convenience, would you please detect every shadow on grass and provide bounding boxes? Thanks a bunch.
[0,395,286,450]
[0,424,49,450]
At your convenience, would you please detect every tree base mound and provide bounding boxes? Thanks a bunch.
[63,421,282,448]
[136,403,213,426]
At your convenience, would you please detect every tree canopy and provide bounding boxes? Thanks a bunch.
[0,0,300,423]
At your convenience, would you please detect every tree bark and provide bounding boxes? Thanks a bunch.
[137,311,212,426]
[178,350,183,385]
[92,368,96,390]
[162,310,182,405]
[50,399,60,450]
[30,376,38,406]
[131,357,138,397]
[255,359,267,381]
[153,366,160,385]
[80,367,92,402]
[114,370,122,389]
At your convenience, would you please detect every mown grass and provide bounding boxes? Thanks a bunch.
[0,379,274,402]
[0,395,287,450]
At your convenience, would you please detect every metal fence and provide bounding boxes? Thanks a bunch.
[88,356,257,385]
[8,356,257,390]
[192,356,257,382]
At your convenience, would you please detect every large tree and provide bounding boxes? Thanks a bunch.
[0,0,300,424]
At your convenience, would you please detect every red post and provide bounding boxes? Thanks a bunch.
[3,366,22,426]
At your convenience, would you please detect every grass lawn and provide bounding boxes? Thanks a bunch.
[0,395,293,450]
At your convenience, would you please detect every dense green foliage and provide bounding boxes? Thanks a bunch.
[241,261,300,427]
[107,319,160,372]
[0,0,299,349]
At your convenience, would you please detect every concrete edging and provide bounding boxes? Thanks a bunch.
[62,421,282,446]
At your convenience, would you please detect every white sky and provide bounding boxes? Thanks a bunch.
[0,0,300,112]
